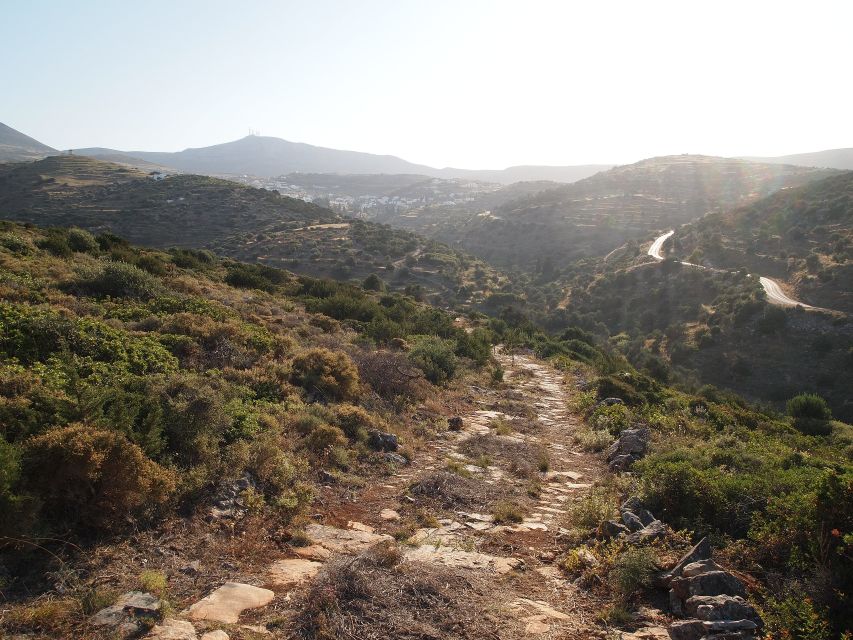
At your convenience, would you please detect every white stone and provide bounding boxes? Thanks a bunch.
[186,583,275,624]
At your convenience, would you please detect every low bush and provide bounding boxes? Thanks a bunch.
[407,335,458,385]
[608,547,657,601]
[67,228,99,253]
[80,261,163,299]
[22,424,176,533]
[291,348,360,401]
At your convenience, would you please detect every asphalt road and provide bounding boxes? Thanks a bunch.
[647,230,820,309]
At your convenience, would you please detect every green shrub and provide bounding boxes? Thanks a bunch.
[492,500,524,523]
[67,228,99,253]
[407,335,458,385]
[36,230,72,257]
[362,273,385,292]
[139,570,168,597]
[787,393,832,436]
[80,261,162,299]
[595,375,642,405]
[0,232,33,255]
[763,591,831,640]
[291,348,360,401]
[589,403,632,435]
[302,424,347,455]
[22,424,176,532]
[333,404,374,442]
[609,548,657,601]
[568,488,617,530]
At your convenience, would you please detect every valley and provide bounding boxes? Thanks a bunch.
[0,127,851,640]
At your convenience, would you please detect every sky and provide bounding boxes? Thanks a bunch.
[2,0,852,169]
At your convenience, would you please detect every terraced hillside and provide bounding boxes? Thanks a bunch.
[0,156,512,308]
[669,171,853,313]
[405,155,838,273]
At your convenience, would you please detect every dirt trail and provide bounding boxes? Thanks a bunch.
[137,349,608,639]
[283,349,607,637]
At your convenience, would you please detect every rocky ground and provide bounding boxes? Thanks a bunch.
[29,349,761,640]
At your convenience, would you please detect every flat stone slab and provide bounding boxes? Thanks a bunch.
[304,524,392,554]
[514,598,570,620]
[186,582,275,624]
[200,632,229,640]
[380,508,401,521]
[347,521,375,533]
[409,522,464,544]
[268,558,323,587]
[405,545,521,574]
[146,619,197,639]
[292,544,332,561]
[523,615,551,634]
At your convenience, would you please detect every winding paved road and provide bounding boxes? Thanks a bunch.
[647,230,822,310]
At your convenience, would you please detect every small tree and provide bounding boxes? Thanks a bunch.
[787,393,832,435]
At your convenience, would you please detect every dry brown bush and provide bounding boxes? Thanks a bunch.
[291,348,360,401]
[288,542,509,640]
[22,424,176,532]
[353,349,429,402]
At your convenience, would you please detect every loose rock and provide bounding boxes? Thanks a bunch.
[368,429,399,452]
[186,582,275,624]
[146,619,198,640]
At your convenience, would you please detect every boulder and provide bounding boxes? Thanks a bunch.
[682,558,722,578]
[621,510,645,532]
[367,429,399,452]
[607,428,650,460]
[666,619,705,640]
[186,582,275,624]
[208,474,255,520]
[626,519,667,544]
[383,452,408,465]
[687,571,747,598]
[92,591,162,633]
[448,416,464,431]
[669,588,685,617]
[669,537,712,578]
[703,619,758,633]
[686,595,760,624]
[146,619,198,640]
[600,519,630,538]
[200,632,229,640]
[609,454,638,472]
[268,558,322,588]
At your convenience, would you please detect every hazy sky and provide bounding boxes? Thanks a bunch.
[3,0,851,169]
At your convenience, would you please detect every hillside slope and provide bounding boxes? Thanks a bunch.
[0,156,511,308]
[77,134,609,184]
[671,171,853,313]
[416,155,838,273]
[0,122,56,162]
[745,147,853,170]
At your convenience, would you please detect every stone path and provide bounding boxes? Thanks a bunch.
[141,348,600,638]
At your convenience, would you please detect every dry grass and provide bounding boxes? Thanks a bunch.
[288,543,511,639]
[407,471,508,512]
[458,434,549,479]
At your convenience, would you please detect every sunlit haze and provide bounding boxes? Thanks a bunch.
[3,0,852,168]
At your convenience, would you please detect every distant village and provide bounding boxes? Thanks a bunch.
[225,174,500,215]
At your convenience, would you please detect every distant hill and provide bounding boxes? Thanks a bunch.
[0,122,56,162]
[0,155,510,308]
[77,134,610,184]
[410,155,839,272]
[744,148,853,171]
[671,170,853,313]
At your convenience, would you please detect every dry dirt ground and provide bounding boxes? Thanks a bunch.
[6,350,618,640]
